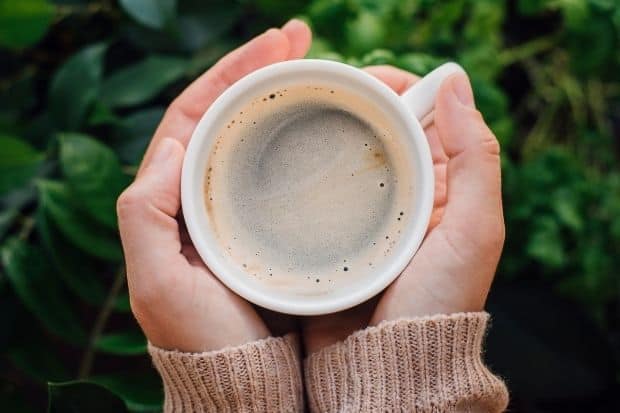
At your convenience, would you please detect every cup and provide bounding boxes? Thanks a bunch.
[181,59,465,315]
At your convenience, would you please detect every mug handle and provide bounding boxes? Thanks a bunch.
[400,62,466,128]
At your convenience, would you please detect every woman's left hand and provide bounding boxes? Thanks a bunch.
[117,20,312,353]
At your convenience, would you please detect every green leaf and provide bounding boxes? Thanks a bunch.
[59,133,130,228]
[345,11,386,54]
[8,340,70,383]
[88,102,122,126]
[37,180,122,261]
[0,135,40,165]
[526,217,566,268]
[517,0,548,15]
[95,330,147,355]
[1,237,86,343]
[306,37,334,58]
[396,53,445,75]
[49,43,106,130]
[560,0,590,30]
[121,0,237,53]
[114,106,165,165]
[1,179,41,219]
[308,0,350,42]
[101,55,187,108]
[48,372,163,413]
[36,207,108,306]
[360,49,395,66]
[119,0,176,29]
[0,0,54,49]
[92,372,163,412]
[0,135,44,194]
[175,8,238,52]
[552,190,583,231]
[0,208,18,240]
[567,15,616,74]
[48,381,129,413]
[114,291,131,312]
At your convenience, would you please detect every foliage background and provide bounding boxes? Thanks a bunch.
[0,0,619,411]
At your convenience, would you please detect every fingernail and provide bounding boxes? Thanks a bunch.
[451,73,475,108]
[150,138,176,165]
[282,18,302,30]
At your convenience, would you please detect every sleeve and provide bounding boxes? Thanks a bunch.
[304,312,509,413]
[148,333,304,413]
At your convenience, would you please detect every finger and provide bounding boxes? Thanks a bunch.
[363,65,420,94]
[425,124,448,164]
[426,126,448,230]
[433,73,504,242]
[140,20,312,173]
[364,65,449,229]
[118,138,190,296]
[363,65,446,178]
[364,65,447,166]
[282,18,312,59]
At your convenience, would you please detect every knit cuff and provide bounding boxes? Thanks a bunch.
[149,333,303,413]
[305,312,508,413]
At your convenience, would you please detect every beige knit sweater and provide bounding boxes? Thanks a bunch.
[149,312,509,412]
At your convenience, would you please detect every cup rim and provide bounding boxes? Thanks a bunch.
[181,59,434,315]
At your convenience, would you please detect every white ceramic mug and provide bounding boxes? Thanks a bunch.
[181,59,465,315]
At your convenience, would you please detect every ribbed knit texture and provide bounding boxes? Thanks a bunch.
[148,333,303,413]
[305,312,509,413]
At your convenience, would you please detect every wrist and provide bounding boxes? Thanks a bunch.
[370,287,484,326]
[135,310,270,353]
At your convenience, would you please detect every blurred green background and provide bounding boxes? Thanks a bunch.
[0,0,619,411]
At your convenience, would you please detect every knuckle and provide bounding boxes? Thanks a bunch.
[469,110,501,156]
[164,99,195,124]
[472,108,485,121]
[165,99,181,117]
[482,134,501,156]
[153,191,180,215]
[117,186,146,219]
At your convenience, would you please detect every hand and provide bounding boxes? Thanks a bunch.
[117,20,312,353]
[303,67,505,353]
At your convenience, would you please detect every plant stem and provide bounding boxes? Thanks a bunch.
[498,34,558,67]
[522,97,560,158]
[55,1,117,20]
[18,216,35,241]
[78,267,126,379]
[122,165,139,176]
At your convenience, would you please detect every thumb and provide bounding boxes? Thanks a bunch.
[433,73,504,251]
[117,138,188,295]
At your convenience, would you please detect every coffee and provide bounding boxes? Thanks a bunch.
[204,84,414,295]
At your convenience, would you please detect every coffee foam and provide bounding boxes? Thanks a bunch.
[204,84,414,295]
